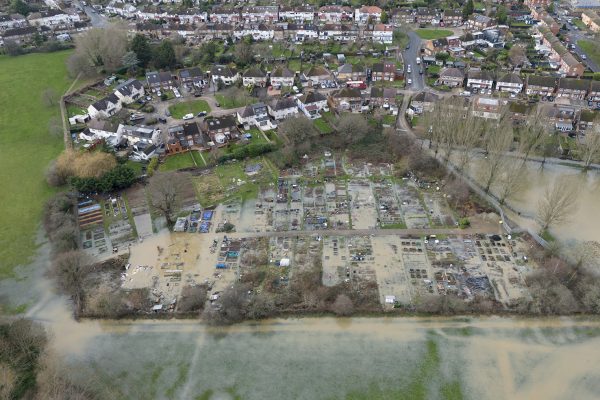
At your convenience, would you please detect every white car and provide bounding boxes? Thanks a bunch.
[407,64,412,73]
[416,57,421,65]
[182,113,194,120]
[407,78,412,85]
[173,88,181,98]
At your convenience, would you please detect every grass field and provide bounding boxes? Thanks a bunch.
[168,100,211,119]
[314,117,334,134]
[160,152,198,171]
[577,40,600,66]
[214,94,255,109]
[415,29,453,40]
[0,51,73,277]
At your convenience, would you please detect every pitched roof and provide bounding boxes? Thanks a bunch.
[497,72,523,85]
[333,87,361,98]
[91,93,120,111]
[527,75,556,88]
[558,78,589,91]
[211,64,237,77]
[439,67,464,79]
[468,69,494,81]
[304,65,330,77]
[300,91,326,104]
[205,115,237,131]
[243,66,266,78]
[270,97,298,111]
[271,66,295,77]
[115,79,143,96]
[179,67,203,79]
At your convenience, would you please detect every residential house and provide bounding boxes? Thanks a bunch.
[526,75,557,96]
[372,62,399,82]
[578,110,598,132]
[0,13,26,30]
[337,63,366,82]
[303,65,331,86]
[285,23,318,41]
[268,97,299,120]
[167,122,209,152]
[146,71,174,90]
[525,0,553,7]
[114,79,145,104]
[547,105,576,132]
[589,80,600,102]
[131,142,157,161]
[539,25,584,77]
[318,6,354,22]
[171,10,208,24]
[390,9,413,26]
[78,126,118,142]
[495,72,523,93]
[270,66,295,87]
[233,23,274,41]
[582,10,600,32]
[279,6,315,22]
[209,8,241,24]
[297,91,328,118]
[195,23,234,40]
[557,78,589,100]
[410,92,439,114]
[87,94,121,119]
[422,38,449,56]
[416,8,437,25]
[318,23,358,42]
[118,124,162,145]
[1,26,38,44]
[328,87,363,113]
[442,10,463,26]
[355,6,382,24]
[466,14,495,31]
[27,9,79,27]
[237,102,275,130]
[372,24,394,44]
[466,69,494,89]
[211,65,240,86]
[179,67,205,87]
[243,66,267,87]
[473,97,502,120]
[437,67,465,87]
[203,115,239,145]
[241,6,279,23]
[370,87,397,107]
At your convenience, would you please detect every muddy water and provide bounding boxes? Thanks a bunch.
[464,156,600,243]
[3,241,600,399]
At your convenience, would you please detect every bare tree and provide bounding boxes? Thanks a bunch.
[495,161,527,205]
[480,114,513,192]
[67,24,128,76]
[537,176,580,231]
[518,109,547,165]
[331,294,354,316]
[335,113,370,145]
[575,126,600,169]
[51,251,93,314]
[455,105,487,171]
[508,44,527,67]
[277,115,319,162]
[426,97,464,160]
[147,171,189,226]
[41,88,59,108]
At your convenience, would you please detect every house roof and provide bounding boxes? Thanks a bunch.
[304,65,330,77]
[243,66,266,78]
[498,73,523,85]
[468,69,494,81]
[205,115,237,131]
[271,66,295,77]
[558,78,589,91]
[412,92,439,103]
[179,67,203,79]
[439,67,464,79]
[146,71,172,84]
[115,79,143,96]
[91,93,119,111]
[211,64,237,77]
[333,87,361,99]
[527,75,556,88]
[299,91,326,104]
[239,102,267,117]
[358,5,382,13]
[270,97,298,111]
[338,63,364,74]
[370,87,396,98]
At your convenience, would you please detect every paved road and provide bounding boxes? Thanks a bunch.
[402,31,426,91]
[563,21,600,73]
[74,0,109,27]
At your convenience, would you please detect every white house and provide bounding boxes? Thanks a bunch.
[372,24,394,44]
[318,24,358,42]
[495,73,523,93]
[354,5,382,24]
[466,69,494,89]
[270,66,295,87]
[0,14,27,30]
[233,23,274,41]
[27,9,79,27]
[211,65,240,86]
[87,94,121,119]
[118,124,162,146]
[241,6,278,23]
[114,79,145,104]
[243,67,268,87]
[78,127,119,142]
[318,5,354,22]
[237,103,276,131]
[297,91,328,118]
[279,6,315,22]
[131,143,158,161]
[268,97,299,120]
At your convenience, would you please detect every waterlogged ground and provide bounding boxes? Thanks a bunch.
[51,316,600,400]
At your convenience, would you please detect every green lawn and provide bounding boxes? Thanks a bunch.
[415,29,453,40]
[0,51,73,277]
[168,100,211,119]
[215,94,255,109]
[160,152,197,171]
[314,117,334,134]
[573,18,587,31]
[577,40,600,66]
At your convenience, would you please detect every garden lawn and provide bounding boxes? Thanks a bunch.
[168,100,211,119]
[0,51,73,277]
[160,152,197,171]
[215,94,255,109]
[314,117,334,134]
[577,40,600,66]
[415,29,453,40]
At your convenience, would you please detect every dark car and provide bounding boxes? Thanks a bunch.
[197,111,207,117]
[158,117,167,123]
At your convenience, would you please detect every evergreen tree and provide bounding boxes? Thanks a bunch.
[130,34,152,67]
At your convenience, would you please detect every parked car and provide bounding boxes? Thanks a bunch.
[165,110,171,117]
[182,113,194,120]
[197,111,207,117]
[158,117,167,123]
